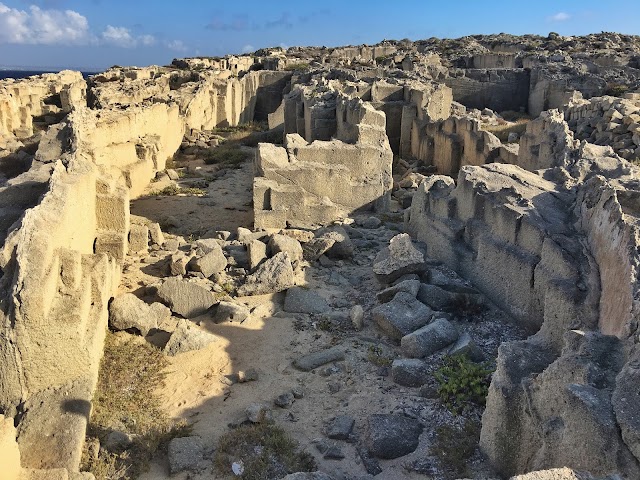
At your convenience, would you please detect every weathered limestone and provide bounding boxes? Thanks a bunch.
[0,71,86,140]
[254,94,393,229]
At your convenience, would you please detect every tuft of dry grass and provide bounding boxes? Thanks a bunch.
[82,333,192,480]
[214,423,316,480]
[482,118,530,143]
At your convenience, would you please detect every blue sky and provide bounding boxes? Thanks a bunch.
[0,0,638,71]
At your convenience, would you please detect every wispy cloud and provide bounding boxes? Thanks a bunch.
[205,13,249,31]
[166,39,187,52]
[548,12,571,22]
[205,12,303,32]
[241,44,254,53]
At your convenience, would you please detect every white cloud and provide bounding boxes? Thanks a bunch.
[0,2,165,49]
[242,44,254,53]
[0,2,90,45]
[101,25,135,47]
[167,39,187,52]
[548,12,571,22]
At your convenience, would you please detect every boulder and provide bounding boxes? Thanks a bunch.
[294,346,345,372]
[303,237,335,261]
[156,278,216,318]
[326,415,355,440]
[170,252,190,276]
[189,247,227,277]
[376,279,421,303]
[247,239,267,270]
[214,301,250,323]
[364,414,423,459]
[372,292,433,341]
[391,359,430,387]
[284,287,330,314]
[401,317,459,358]
[321,227,353,259]
[373,233,425,284]
[268,234,303,262]
[168,436,206,474]
[109,293,170,336]
[164,319,219,356]
[128,224,149,254]
[237,252,295,296]
[448,332,485,362]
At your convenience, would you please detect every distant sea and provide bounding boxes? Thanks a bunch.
[0,70,98,80]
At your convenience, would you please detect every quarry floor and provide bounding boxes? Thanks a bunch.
[119,150,526,480]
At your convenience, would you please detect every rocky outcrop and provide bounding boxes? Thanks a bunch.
[254,93,393,229]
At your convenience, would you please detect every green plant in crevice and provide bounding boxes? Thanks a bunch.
[434,355,494,414]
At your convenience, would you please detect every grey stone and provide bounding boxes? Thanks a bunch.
[303,237,335,261]
[104,430,134,452]
[448,332,485,362]
[269,234,303,262]
[166,168,180,181]
[163,238,180,252]
[364,414,423,459]
[275,392,295,408]
[373,233,425,284]
[246,403,272,423]
[148,222,165,246]
[321,227,354,259]
[189,247,227,277]
[391,359,430,387]
[129,224,149,254]
[372,292,433,341]
[167,436,205,474]
[164,319,219,356]
[214,301,250,323]
[294,346,345,371]
[401,317,459,358]
[109,293,170,336]
[350,305,364,330]
[418,283,483,312]
[237,227,267,244]
[326,415,355,440]
[247,239,267,270]
[324,445,345,460]
[280,473,335,480]
[170,252,190,276]
[237,252,295,296]
[157,278,216,318]
[361,216,382,229]
[376,279,421,303]
[284,287,330,314]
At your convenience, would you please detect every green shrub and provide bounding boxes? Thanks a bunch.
[432,419,480,478]
[214,423,316,480]
[366,344,393,367]
[605,83,629,97]
[203,145,248,166]
[434,355,494,414]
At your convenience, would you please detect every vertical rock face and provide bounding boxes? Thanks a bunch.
[407,108,640,477]
[254,93,393,229]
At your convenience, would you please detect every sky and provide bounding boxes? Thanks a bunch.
[0,0,638,71]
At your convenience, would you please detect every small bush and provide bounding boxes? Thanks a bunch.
[432,419,481,478]
[151,185,206,196]
[214,423,316,480]
[82,334,192,479]
[482,119,530,143]
[366,344,393,367]
[203,145,248,167]
[605,83,629,97]
[284,62,310,72]
[434,355,494,414]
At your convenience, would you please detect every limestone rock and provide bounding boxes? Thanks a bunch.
[169,252,191,276]
[164,319,219,356]
[303,237,335,261]
[269,234,303,262]
[294,346,345,372]
[350,305,364,330]
[372,292,433,341]
[326,415,355,440]
[214,301,250,323]
[109,293,170,336]
[0,415,21,480]
[364,414,423,459]
[168,436,206,474]
[373,233,425,284]
[377,279,421,303]
[189,247,227,277]
[157,278,216,318]
[448,332,485,362]
[401,318,459,358]
[247,239,267,270]
[321,227,354,259]
[391,359,430,387]
[237,252,295,296]
[284,287,330,314]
